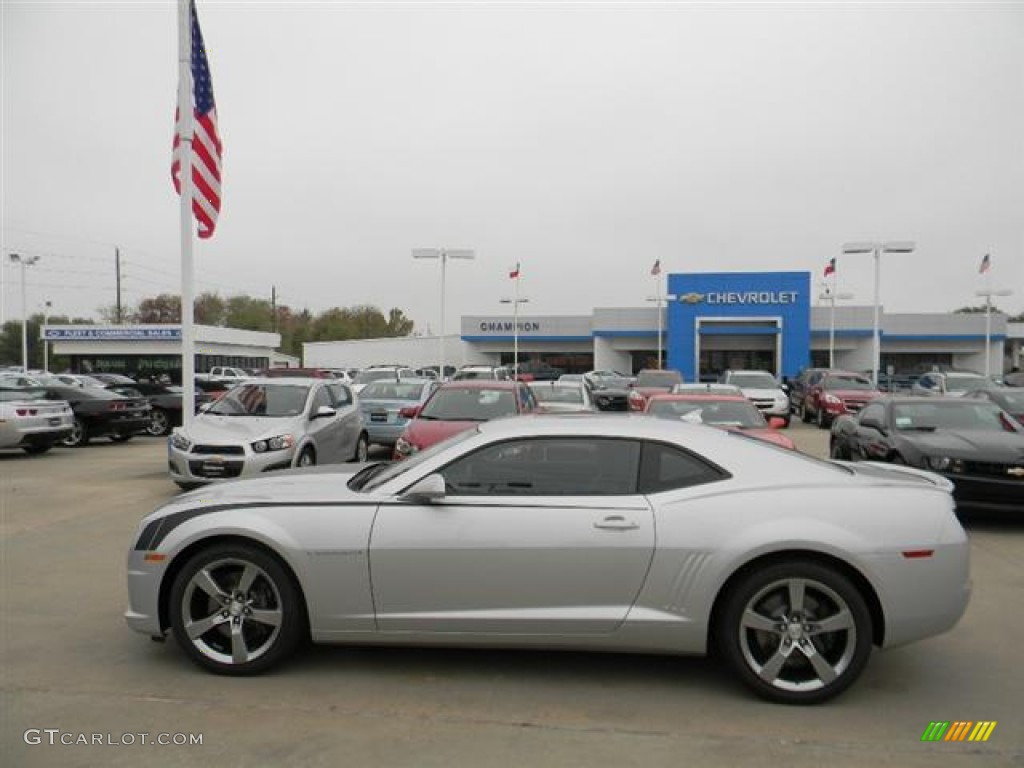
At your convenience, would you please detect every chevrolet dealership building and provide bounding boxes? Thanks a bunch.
[306,271,1021,380]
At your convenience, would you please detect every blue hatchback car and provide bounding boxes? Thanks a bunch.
[357,378,439,448]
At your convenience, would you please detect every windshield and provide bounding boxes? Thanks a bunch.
[360,381,427,401]
[636,371,681,388]
[994,392,1024,409]
[529,385,584,404]
[648,399,766,428]
[353,369,400,386]
[355,428,479,492]
[207,383,310,417]
[825,375,875,391]
[945,375,988,392]
[419,386,518,421]
[729,373,779,389]
[893,401,1021,432]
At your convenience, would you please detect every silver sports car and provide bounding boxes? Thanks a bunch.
[126,415,970,704]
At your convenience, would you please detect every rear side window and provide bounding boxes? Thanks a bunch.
[638,441,729,494]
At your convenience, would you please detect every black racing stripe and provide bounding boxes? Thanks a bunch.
[134,500,379,551]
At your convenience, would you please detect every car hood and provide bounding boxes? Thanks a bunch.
[828,389,879,400]
[160,463,373,513]
[403,418,479,448]
[184,414,301,443]
[739,387,786,399]
[897,429,1024,460]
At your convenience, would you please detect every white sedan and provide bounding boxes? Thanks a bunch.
[129,414,969,704]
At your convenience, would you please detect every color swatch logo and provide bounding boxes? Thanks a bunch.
[921,721,997,742]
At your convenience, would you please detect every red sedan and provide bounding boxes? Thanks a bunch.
[644,394,796,450]
[393,380,538,459]
[801,371,881,429]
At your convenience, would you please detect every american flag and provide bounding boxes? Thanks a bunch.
[172,0,222,239]
[824,257,836,277]
[978,253,991,274]
[509,262,521,279]
[650,259,661,276]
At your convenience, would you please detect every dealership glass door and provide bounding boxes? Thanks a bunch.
[695,319,781,381]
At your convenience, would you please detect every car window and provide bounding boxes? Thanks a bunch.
[420,387,519,421]
[309,385,333,414]
[858,402,886,425]
[328,382,352,406]
[208,383,309,417]
[638,441,729,493]
[439,437,641,496]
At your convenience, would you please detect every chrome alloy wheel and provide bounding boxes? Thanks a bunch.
[737,577,857,695]
[179,557,284,667]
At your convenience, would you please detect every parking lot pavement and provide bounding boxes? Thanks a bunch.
[2,435,1022,767]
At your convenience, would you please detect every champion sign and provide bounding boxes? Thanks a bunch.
[681,291,799,306]
[478,321,542,333]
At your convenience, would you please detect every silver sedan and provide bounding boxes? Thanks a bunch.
[127,415,969,704]
[167,378,368,488]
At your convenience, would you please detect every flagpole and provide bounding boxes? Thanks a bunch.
[178,0,196,429]
[984,256,992,380]
[656,271,663,369]
[513,268,520,375]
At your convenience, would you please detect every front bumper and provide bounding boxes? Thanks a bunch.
[168,442,297,483]
[125,549,166,637]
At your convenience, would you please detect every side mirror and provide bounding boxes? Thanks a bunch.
[767,416,786,429]
[399,405,421,419]
[312,405,337,420]
[399,473,446,503]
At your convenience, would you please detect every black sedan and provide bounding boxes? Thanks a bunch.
[829,396,1024,513]
[105,382,214,436]
[36,385,152,447]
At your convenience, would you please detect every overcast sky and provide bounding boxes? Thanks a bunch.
[3,1,1022,335]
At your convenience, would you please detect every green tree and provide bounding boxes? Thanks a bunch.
[136,294,182,323]
[195,292,227,325]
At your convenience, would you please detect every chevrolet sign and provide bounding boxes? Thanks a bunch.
[675,291,799,306]
[678,293,705,304]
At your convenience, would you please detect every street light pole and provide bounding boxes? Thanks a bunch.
[975,288,1013,379]
[841,241,915,386]
[42,300,52,372]
[413,248,475,379]
[9,253,41,372]
[500,291,530,375]
[819,288,854,369]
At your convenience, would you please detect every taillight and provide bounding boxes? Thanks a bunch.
[16,408,38,416]
[109,402,127,411]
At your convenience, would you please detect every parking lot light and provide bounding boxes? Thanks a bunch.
[841,241,915,386]
[9,253,41,372]
[413,248,475,380]
[975,287,1013,379]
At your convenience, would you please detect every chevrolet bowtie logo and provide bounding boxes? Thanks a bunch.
[678,292,705,304]
[1008,467,1024,478]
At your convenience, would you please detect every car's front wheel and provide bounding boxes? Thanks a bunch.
[169,543,303,675]
[716,560,873,705]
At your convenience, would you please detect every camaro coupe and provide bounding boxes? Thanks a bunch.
[126,415,970,704]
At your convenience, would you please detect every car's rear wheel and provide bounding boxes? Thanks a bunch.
[829,439,849,460]
[110,433,133,443]
[148,408,171,437]
[22,443,53,455]
[800,402,811,423]
[816,408,830,429]
[716,561,873,705]
[350,432,369,463]
[169,543,303,675]
[61,417,89,447]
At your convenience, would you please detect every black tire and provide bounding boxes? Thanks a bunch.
[800,402,811,423]
[781,415,791,429]
[829,439,848,461]
[168,543,303,676]
[175,481,203,491]
[890,453,907,465]
[61,417,89,447]
[296,446,316,468]
[147,408,172,437]
[110,434,133,443]
[350,432,369,463]
[22,443,53,455]
[716,560,873,705]
[816,408,830,430]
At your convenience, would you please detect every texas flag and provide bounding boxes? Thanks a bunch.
[650,259,661,276]
[979,253,991,274]
[509,262,521,279]
[824,257,836,278]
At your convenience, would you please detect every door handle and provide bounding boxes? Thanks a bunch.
[593,516,640,531]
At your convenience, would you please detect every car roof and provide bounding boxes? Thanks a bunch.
[648,393,748,402]
[437,380,520,390]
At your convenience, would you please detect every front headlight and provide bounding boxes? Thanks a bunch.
[823,393,842,405]
[251,434,295,453]
[169,431,191,451]
[394,436,417,457]
[925,456,964,473]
